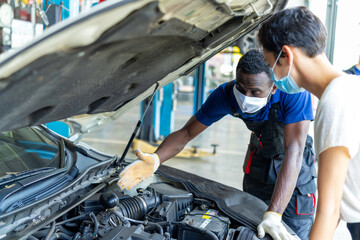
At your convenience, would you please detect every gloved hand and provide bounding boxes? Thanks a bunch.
[117,149,160,190]
[257,211,296,240]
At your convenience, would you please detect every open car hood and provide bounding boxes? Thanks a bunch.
[0,0,287,134]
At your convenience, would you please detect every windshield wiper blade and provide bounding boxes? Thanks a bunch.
[0,167,56,186]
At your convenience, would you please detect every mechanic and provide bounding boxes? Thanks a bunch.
[118,50,316,240]
[257,6,360,240]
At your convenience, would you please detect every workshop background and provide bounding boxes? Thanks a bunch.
[1,0,359,239]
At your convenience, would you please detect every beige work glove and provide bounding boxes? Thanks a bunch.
[257,211,297,240]
[117,149,160,190]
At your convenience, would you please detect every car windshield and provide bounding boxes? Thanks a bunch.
[0,127,61,178]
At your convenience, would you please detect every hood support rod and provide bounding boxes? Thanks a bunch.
[116,82,160,166]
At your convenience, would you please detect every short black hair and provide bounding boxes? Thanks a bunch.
[258,6,327,57]
[236,49,271,82]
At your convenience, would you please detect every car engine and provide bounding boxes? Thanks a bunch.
[26,182,256,240]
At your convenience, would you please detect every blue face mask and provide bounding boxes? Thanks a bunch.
[270,50,305,94]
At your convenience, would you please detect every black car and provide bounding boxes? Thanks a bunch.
[0,0,297,239]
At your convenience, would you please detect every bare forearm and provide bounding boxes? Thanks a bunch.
[309,208,339,239]
[268,147,302,213]
[309,147,350,240]
[155,130,191,163]
[268,120,310,214]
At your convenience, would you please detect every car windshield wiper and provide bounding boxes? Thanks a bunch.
[0,167,57,186]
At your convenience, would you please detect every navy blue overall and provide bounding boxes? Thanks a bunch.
[225,82,317,240]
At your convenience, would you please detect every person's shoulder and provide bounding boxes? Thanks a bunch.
[323,75,360,98]
[319,75,360,109]
[333,74,360,84]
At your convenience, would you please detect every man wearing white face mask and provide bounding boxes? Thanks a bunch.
[118,50,316,240]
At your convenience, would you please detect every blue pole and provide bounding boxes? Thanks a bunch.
[193,63,206,114]
[159,83,175,137]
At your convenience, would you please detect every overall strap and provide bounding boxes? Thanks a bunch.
[268,102,281,121]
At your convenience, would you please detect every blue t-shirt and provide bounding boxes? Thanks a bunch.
[195,80,314,126]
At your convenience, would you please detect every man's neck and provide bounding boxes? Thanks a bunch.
[296,52,344,99]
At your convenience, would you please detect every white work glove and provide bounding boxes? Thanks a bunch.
[117,149,160,190]
[257,211,297,240]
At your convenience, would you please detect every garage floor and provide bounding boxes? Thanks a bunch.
[81,97,351,240]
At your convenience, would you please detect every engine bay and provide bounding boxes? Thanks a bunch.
[0,127,271,240]
[26,182,258,240]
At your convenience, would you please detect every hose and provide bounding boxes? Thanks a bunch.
[113,208,131,227]
[124,217,163,235]
[49,232,72,240]
[64,222,78,228]
[56,213,88,226]
[32,230,50,238]
[164,232,171,240]
[113,209,164,235]
[125,218,143,224]
[44,221,56,240]
[89,212,99,238]
[117,197,148,220]
[27,236,39,240]
[143,223,164,235]
[72,232,81,240]
[57,226,74,236]
[147,222,163,235]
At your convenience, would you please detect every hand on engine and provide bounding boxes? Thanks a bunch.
[117,149,160,190]
[257,211,297,240]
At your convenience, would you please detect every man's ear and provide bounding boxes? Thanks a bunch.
[271,84,277,94]
[282,45,294,65]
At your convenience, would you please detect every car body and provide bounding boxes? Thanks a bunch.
[0,0,297,239]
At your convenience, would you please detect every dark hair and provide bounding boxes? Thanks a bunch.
[236,49,271,81]
[258,6,327,57]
